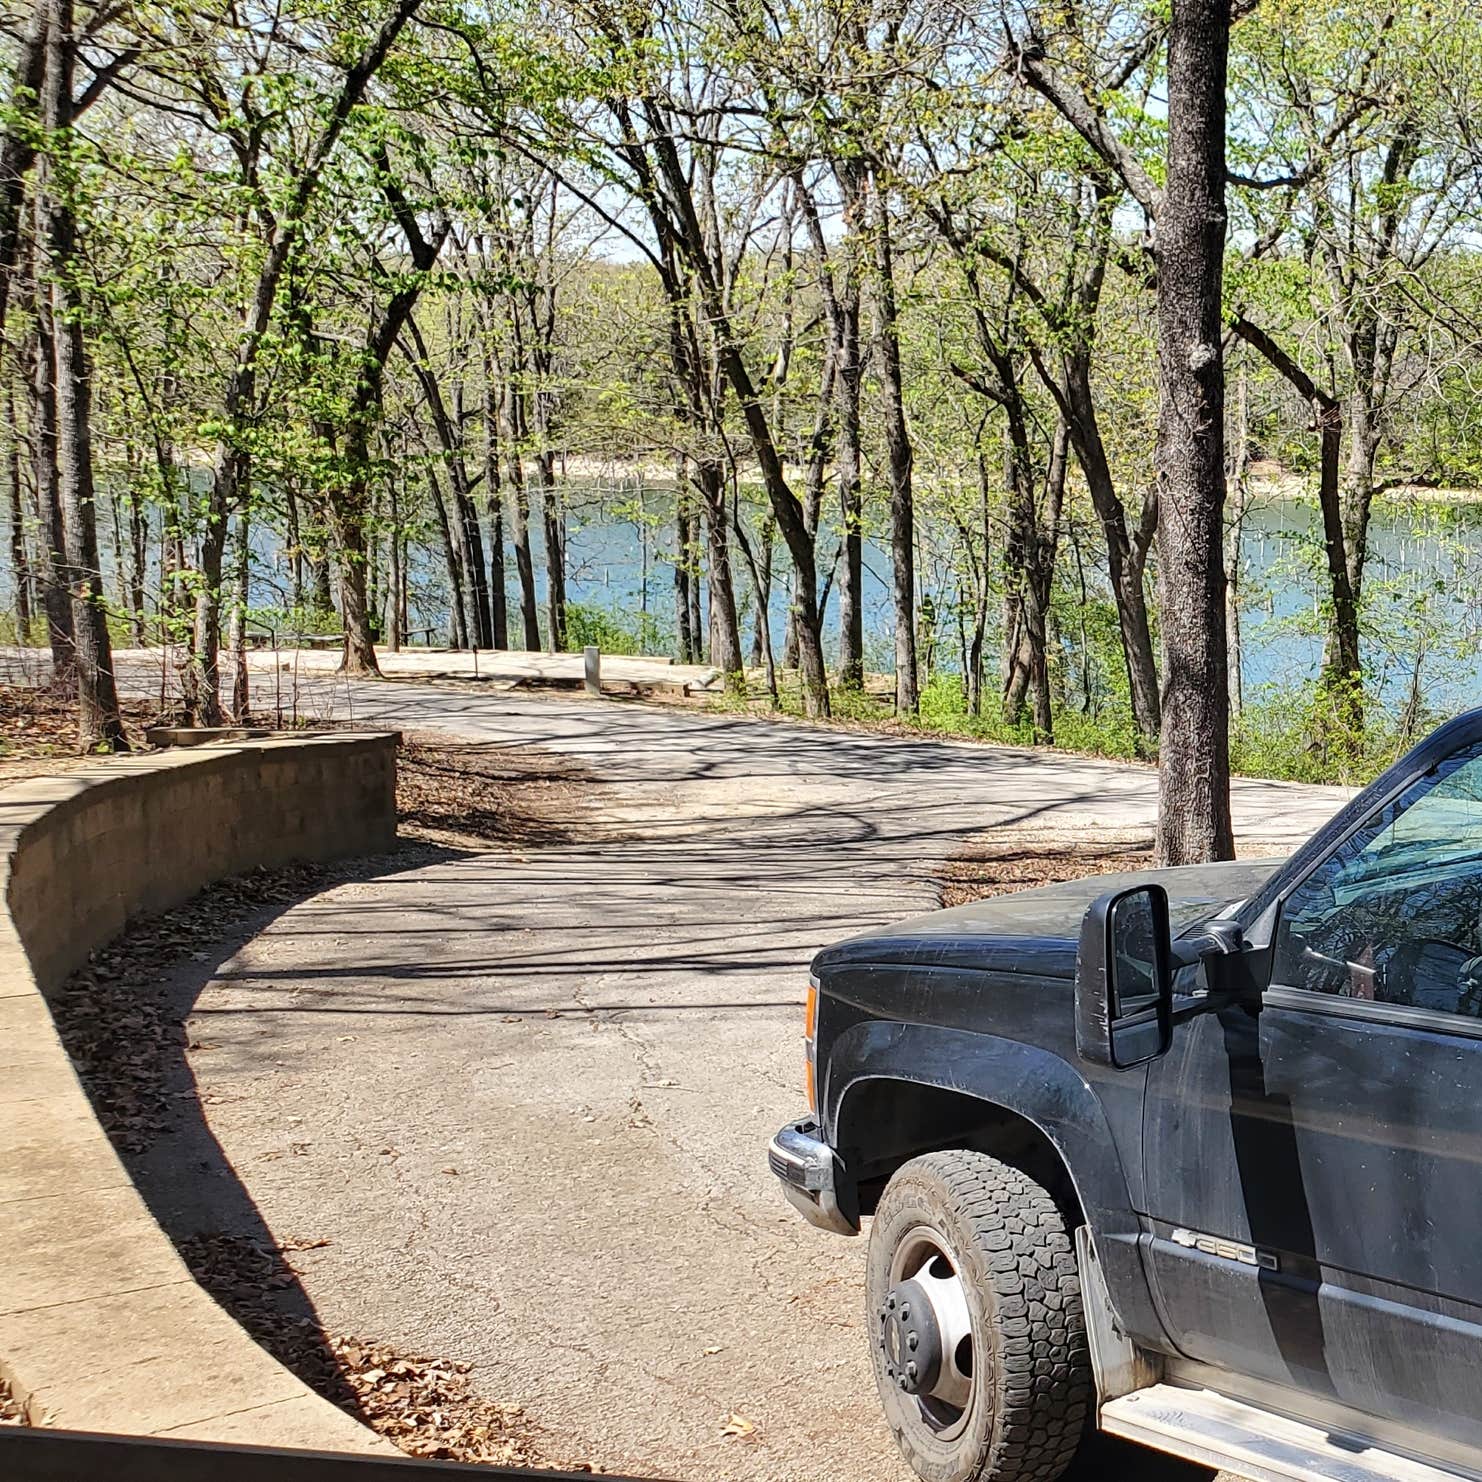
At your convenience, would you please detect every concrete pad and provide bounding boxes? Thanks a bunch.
[0,1182,191,1317]
[104,643,715,693]
[0,1095,132,1203]
[0,1052,60,1103]
[8,1282,303,1434]
[0,995,70,1103]
[156,1392,393,1452]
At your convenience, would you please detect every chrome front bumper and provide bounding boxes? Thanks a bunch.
[768,1116,858,1236]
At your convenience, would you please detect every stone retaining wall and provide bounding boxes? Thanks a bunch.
[0,732,397,1450]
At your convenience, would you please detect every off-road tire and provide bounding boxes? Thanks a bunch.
[866,1149,1091,1482]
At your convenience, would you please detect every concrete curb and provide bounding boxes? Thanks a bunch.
[0,732,399,1450]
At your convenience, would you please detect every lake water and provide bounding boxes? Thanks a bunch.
[441,483,1482,714]
[108,475,1473,716]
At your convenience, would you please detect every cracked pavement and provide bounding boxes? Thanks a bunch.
[134,683,1349,1481]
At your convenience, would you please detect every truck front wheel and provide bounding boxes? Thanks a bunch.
[865,1149,1091,1482]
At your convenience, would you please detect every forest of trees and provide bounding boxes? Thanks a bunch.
[6,0,1482,859]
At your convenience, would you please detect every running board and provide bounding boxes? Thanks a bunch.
[1101,1385,1480,1482]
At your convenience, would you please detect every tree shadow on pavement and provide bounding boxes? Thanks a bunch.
[46,845,467,1425]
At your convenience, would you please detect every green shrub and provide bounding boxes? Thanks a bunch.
[563,601,670,657]
[1230,683,1428,788]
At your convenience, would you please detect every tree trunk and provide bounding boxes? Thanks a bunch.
[427,464,468,649]
[332,261,450,677]
[723,408,827,713]
[285,479,304,612]
[454,384,492,648]
[1225,366,1249,717]
[1001,416,1033,726]
[483,367,508,648]
[403,326,488,646]
[366,483,383,642]
[967,436,992,717]
[1318,408,1362,715]
[310,548,333,619]
[39,0,126,748]
[6,373,29,641]
[748,513,773,667]
[1026,421,1068,743]
[536,451,565,651]
[1154,0,1234,865]
[191,462,232,723]
[673,467,694,663]
[781,603,798,671]
[162,481,189,645]
[697,457,742,678]
[335,510,380,674]
[1062,357,1161,742]
[30,311,72,680]
[387,467,401,652]
[1343,391,1380,602]
[227,511,250,718]
[1333,391,1379,723]
[731,488,778,707]
[685,498,702,660]
[453,479,488,648]
[49,295,121,747]
[126,476,146,645]
[871,182,917,715]
[835,282,865,690]
[1228,318,1360,729]
[503,389,540,649]
[487,488,507,650]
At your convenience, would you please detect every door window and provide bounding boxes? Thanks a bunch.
[1273,741,1482,1017]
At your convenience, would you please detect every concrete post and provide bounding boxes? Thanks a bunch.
[584,645,602,697]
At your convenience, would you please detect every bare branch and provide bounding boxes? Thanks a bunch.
[1008,36,1162,219]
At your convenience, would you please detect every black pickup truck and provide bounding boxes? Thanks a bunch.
[770,711,1482,1482]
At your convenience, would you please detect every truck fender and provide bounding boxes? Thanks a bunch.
[824,1018,1169,1355]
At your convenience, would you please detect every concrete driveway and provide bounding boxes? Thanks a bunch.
[133,686,1349,1481]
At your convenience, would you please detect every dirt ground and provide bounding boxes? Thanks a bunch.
[393,732,588,850]
[942,828,1290,907]
[0,683,163,781]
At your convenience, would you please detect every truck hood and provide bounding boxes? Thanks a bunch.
[814,858,1283,981]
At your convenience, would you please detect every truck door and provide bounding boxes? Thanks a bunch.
[1143,736,1482,1455]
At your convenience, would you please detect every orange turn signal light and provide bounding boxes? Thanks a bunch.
[804,981,818,1110]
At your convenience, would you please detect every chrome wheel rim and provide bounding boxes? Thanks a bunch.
[879,1225,976,1440]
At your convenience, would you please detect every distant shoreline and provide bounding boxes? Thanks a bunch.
[1241,460,1481,508]
[548,453,1482,509]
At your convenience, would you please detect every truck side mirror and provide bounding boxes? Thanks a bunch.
[1075,883,1173,1069]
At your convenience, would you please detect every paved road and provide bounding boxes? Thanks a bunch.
[135,685,1349,1482]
